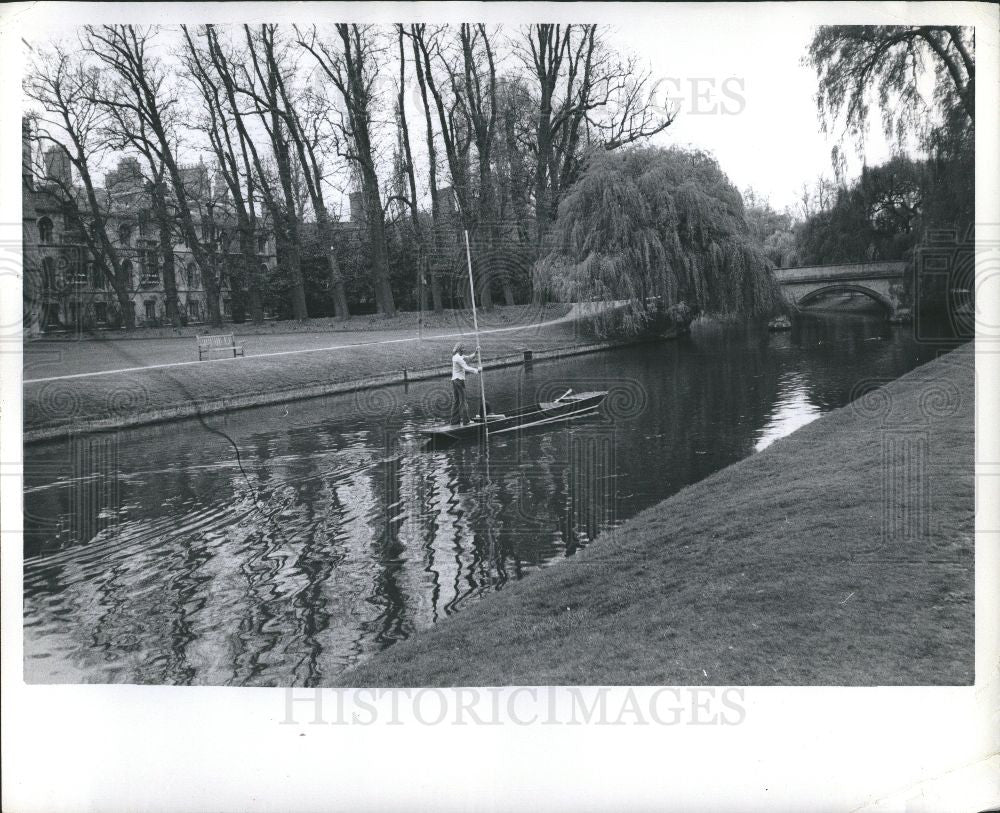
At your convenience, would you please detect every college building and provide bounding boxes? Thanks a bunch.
[22,122,278,337]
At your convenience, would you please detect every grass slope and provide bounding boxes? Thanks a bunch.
[336,344,975,687]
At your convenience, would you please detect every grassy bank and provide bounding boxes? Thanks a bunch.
[24,310,624,438]
[336,344,975,686]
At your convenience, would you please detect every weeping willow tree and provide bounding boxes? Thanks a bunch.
[536,146,783,336]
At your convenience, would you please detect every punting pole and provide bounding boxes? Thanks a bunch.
[463,228,489,447]
[456,199,496,586]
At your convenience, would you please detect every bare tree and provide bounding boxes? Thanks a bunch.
[457,24,515,306]
[410,24,445,313]
[24,45,136,328]
[522,24,566,249]
[181,24,268,323]
[412,24,477,309]
[494,75,535,247]
[260,29,350,319]
[84,24,225,326]
[392,25,429,315]
[236,24,310,321]
[147,162,182,325]
[297,24,396,316]
[518,24,674,249]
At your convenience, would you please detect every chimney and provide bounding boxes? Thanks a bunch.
[22,119,33,187]
[44,146,72,187]
[349,191,366,224]
[435,185,456,218]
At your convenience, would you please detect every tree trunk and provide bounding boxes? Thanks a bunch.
[270,133,307,321]
[204,266,222,325]
[249,276,264,323]
[274,230,307,319]
[476,251,494,310]
[327,250,350,319]
[317,214,349,318]
[95,251,135,329]
[284,216,309,320]
[114,285,136,329]
[364,186,396,316]
[238,227,264,323]
[161,241,180,326]
[411,27,444,315]
[200,205,223,326]
[396,25,428,320]
[534,67,554,250]
[430,266,444,313]
[418,251,429,315]
[151,182,181,327]
[501,274,516,306]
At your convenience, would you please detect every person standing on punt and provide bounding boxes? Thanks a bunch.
[450,342,481,425]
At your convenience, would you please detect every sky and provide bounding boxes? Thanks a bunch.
[18,9,912,221]
[611,16,895,213]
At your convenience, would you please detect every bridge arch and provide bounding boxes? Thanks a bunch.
[796,284,893,313]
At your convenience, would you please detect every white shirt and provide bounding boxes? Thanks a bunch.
[452,353,478,381]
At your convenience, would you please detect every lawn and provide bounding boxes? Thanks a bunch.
[24,309,617,437]
[24,303,573,378]
[334,343,975,686]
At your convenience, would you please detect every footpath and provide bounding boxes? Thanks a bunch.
[23,303,628,441]
[336,344,975,687]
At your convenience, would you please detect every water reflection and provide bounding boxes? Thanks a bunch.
[23,311,955,685]
[755,374,821,451]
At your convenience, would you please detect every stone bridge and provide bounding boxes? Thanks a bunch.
[773,261,911,322]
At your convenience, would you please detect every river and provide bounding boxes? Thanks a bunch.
[22,309,956,685]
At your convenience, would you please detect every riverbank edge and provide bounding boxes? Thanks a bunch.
[23,338,646,443]
[335,342,975,687]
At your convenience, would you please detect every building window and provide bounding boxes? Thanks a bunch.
[186,262,198,289]
[256,232,267,253]
[144,300,156,321]
[140,248,160,287]
[38,217,54,244]
[67,251,88,285]
[223,299,232,320]
[89,262,105,289]
[118,223,132,247]
[94,302,108,324]
[42,256,56,290]
[187,300,201,321]
[120,259,134,288]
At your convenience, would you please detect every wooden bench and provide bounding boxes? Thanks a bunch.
[197,333,245,361]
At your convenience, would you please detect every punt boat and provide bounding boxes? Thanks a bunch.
[420,389,608,445]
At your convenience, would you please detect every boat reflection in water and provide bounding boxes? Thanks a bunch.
[23,311,954,685]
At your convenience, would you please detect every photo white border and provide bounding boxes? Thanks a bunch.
[2,3,998,812]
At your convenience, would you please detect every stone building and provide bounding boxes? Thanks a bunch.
[22,124,277,336]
